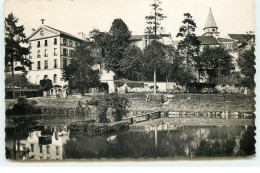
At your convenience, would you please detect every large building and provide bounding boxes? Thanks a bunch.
[25,25,84,86]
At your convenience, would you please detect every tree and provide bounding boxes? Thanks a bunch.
[5,13,30,98]
[199,46,233,84]
[105,19,131,78]
[176,13,200,65]
[62,42,100,95]
[143,40,168,93]
[237,46,255,90]
[145,0,167,41]
[119,45,144,81]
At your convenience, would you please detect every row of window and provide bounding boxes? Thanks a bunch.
[30,38,79,48]
[61,38,79,47]
[29,48,73,59]
[30,59,58,70]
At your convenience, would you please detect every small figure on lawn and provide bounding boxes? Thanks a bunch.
[146,94,151,102]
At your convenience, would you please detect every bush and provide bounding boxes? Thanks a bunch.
[86,93,131,122]
[127,82,144,88]
[40,79,52,91]
[114,81,125,87]
[6,97,40,115]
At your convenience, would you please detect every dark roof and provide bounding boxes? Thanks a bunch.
[217,37,235,43]
[130,35,143,41]
[197,36,219,45]
[227,34,255,42]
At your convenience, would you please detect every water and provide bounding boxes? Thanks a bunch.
[5,117,255,160]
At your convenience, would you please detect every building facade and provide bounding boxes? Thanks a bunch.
[26,25,83,87]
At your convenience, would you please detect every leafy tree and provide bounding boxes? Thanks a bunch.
[5,13,31,98]
[237,46,255,90]
[120,45,144,80]
[176,13,200,65]
[105,19,131,78]
[199,46,233,84]
[145,0,167,40]
[87,93,131,123]
[143,40,168,93]
[62,42,100,95]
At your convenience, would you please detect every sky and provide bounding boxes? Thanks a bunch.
[5,0,255,40]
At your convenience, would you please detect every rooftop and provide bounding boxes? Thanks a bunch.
[227,34,255,42]
[197,36,219,45]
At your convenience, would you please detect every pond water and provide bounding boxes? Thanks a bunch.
[5,118,255,160]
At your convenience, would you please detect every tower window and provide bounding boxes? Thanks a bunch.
[212,29,215,32]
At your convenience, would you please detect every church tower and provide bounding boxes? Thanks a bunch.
[202,8,219,37]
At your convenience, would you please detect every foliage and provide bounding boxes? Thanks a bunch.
[237,46,255,90]
[5,13,31,98]
[176,13,200,65]
[120,45,144,80]
[114,81,125,88]
[5,73,29,88]
[87,93,131,123]
[5,13,30,67]
[199,46,233,84]
[39,79,52,91]
[62,42,101,95]
[127,82,144,88]
[106,19,132,78]
[143,40,169,93]
[6,97,39,115]
[145,0,167,39]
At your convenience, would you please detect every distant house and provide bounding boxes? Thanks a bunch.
[129,34,173,50]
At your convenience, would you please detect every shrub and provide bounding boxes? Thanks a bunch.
[87,93,131,122]
[127,82,144,88]
[6,97,39,115]
[114,81,125,88]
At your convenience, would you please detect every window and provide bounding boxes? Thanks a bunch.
[56,146,60,155]
[69,40,73,46]
[212,29,215,32]
[63,39,67,46]
[44,40,48,46]
[37,41,40,48]
[37,50,41,58]
[31,144,34,152]
[63,59,67,67]
[29,64,32,70]
[53,74,57,83]
[44,60,48,69]
[54,38,57,45]
[29,43,32,49]
[76,42,79,47]
[47,145,50,154]
[63,48,68,56]
[37,61,41,69]
[69,50,73,56]
[44,49,48,57]
[54,59,57,68]
[40,145,43,153]
[54,48,58,56]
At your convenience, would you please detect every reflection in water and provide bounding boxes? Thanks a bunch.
[5,119,255,160]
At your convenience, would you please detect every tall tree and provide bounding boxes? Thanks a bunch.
[143,40,168,93]
[105,19,131,78]
[62,42,100,95]
[199,46,233,84]
[237,46,255,91]
[176,13,200,65]
[5,13,30,98]
[145,0,167,41]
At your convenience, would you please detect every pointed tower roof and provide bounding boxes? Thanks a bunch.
[204,8,218,29]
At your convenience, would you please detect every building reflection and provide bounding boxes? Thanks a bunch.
[6,125,69,160]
